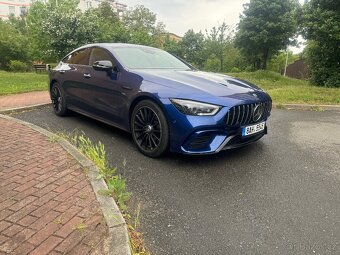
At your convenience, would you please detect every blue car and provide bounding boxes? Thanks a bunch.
[49,43,272,157]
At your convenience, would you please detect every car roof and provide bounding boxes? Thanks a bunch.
[63,43,159,61]
[77,43,158,51]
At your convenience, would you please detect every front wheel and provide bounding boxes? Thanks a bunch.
[131,100,169,157]
[51,82,68,116]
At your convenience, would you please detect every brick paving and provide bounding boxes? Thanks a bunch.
[0,118,108,255]
[0,91,50,111]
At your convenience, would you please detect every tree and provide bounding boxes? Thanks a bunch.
[204,54,220,72]
[205,22,233,72]
[84,2,129,43]
[180,29,205,68]
[222,44,247,72]
[8,15,28,35]
[302,0,340,87]
[124,5,165,46]
[162,35,182,56]
[0,20,29,69]
[27,0,99,61]
[235,0,298,70]
[267,50,297,73]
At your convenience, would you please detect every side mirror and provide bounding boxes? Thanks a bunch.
[93,60,113,72]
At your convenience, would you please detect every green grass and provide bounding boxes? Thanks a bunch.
[56,132,148,254]
[227,70,340,105]
[58,132,132,211]
[0,71,48,95]
[1,69,338,105]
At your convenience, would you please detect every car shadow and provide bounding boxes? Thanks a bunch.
[22,107,270,178]
[67,109,269,166]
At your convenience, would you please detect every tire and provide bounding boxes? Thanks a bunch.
[50,82,68,116]
[131,100,169,157]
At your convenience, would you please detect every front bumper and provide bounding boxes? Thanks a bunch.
[161,99,269,154]
[179,126,267,155]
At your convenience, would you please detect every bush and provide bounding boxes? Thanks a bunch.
[0,20,29,70]
[8,60,29,72]
[204,54,220,72]
[230,67,241,73]
[324,72,340,88]
[303,1,340,88]
[306,42,340,88]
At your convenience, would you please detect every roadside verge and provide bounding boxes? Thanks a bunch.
[273,103,340,111]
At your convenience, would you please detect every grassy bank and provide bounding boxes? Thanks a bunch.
[0,71,48,95]
[227,71,340,105]
[1,70,339,105]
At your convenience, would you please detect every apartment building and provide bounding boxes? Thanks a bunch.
[0,0,126,19]
[0,0,31,18]
[79,0,127,17]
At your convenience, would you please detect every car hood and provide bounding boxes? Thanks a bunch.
[131,69,270,105]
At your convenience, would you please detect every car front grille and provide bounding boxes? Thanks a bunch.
[225,101,272,126]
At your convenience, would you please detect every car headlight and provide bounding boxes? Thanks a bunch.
[170,99,221,116]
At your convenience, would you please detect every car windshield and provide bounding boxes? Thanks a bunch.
[111,46,191,70]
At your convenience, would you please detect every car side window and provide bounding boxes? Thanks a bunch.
[89,48,115,66]
[65,48,91,65]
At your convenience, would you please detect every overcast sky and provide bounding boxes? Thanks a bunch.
[121,0,305,53]
[121,0,249,36]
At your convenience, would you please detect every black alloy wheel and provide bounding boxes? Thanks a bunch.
[51,83,67,116]
[131,100,169,157]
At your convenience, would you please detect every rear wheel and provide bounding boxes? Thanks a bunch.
[51,82,68,116]
[131,100,169,157]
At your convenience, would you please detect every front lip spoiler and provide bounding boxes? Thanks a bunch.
[215,135,236,153]
[221,132,265,150]
[181,128,267,155]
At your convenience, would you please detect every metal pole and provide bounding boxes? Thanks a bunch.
[283,49,289,77]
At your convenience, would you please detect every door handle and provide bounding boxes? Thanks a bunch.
[59,70,65,74]
[121,85,132,90]
[83,73,91,78]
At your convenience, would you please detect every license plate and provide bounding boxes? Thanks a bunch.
[242,122,265,136]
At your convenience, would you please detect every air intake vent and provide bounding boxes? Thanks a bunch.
[188,135,212,150]
[225,101,271,126]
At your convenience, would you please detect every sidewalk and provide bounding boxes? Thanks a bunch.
[0,91,50,111]
[0,118,108,254]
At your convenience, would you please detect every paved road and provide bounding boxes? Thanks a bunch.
[13,107,340,255]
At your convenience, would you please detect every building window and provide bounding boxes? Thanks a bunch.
[9,6,15,15]
[20,6,27,16]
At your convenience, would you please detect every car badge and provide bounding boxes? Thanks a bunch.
[253,104,264,122]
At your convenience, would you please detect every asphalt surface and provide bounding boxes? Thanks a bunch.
[12,106,340,255]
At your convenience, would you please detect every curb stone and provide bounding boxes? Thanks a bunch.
[273,103,340,111]
[0,102,51,114]
[0,113,131,255]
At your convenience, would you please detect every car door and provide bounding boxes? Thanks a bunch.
[61,47,94,113]
[85,47,129,127]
